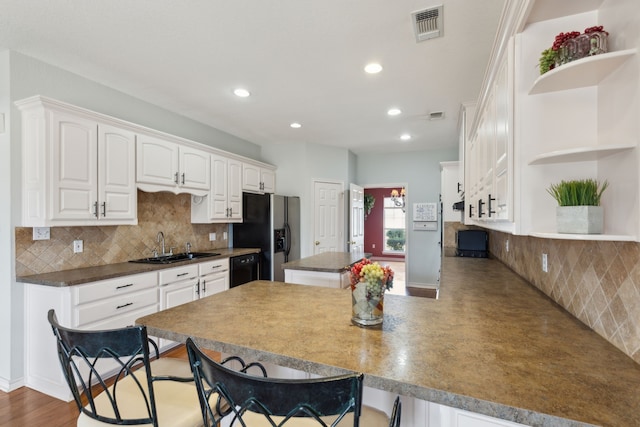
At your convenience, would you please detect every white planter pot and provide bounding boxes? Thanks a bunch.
[556,206,603,234]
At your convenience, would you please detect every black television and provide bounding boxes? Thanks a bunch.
[456,230,488,258]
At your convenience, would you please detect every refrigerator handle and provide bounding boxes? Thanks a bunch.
[284,222,292,258]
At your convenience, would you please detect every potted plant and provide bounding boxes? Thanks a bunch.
[547,179,608,234]
[364,194,375,219]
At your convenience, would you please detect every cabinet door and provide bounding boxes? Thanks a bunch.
[200,272,228,298]
[98,124,136,221]
[136,134,179,186]
[180,146,210,190]
[210,154,229,220]
[228,159,243,221]
[493,57,512,221]
[242,163,262,192]
[51,110,98,220]
[160,278,199,310]
[261,169,276,193]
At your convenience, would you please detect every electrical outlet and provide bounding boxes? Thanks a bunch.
[33,227,50,240]
[223,231,228,240]
[73,240,83,253]
[542,253,548,273]
[372,244,376,249]
[209,232,216,241]
[505,239,509,253]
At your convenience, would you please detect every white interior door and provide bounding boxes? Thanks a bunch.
[313,181,343,254]
[349,184,364,253]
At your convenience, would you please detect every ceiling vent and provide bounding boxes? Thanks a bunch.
[411,5,443,42]
[429,111,445,120]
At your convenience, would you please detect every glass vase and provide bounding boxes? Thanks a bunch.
[351,280,385,327]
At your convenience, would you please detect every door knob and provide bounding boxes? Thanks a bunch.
[315,241,320,245]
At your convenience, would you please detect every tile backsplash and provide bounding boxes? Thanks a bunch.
[484,229,640,364]
[15,190,229,277]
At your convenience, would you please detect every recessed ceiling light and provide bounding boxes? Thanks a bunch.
[233,88,250,97]
[364,63,383,74]
[400,134,411,141]
[290,122,302,129]
[387,108,402,116]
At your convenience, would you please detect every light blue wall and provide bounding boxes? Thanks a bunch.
[261,141,352,258]
[356,148,458,286]
[10,52,261,160]
[1,51,263,390]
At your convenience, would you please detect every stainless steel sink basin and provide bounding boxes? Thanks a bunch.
[129,252,220,264]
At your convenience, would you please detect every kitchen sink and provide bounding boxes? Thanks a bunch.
[129,252,220,264]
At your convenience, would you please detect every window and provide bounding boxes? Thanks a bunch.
[383,197,406,253]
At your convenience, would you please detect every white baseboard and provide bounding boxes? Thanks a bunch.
[0,375,25,393]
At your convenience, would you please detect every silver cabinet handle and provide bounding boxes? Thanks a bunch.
[174,172,179,184]
[116,302,133,310]
[116,283,134,290]
[181,173,185,184]
[93,201,99,218]
[101,202,106,217]
[176,272,189,277]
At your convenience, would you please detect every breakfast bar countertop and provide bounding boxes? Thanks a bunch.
[281,251,371,273]
[16,248,260,287]
[137,256,640,427]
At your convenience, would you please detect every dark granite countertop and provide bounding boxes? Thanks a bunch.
[281,251,371,273]
[16,248,260,287]
[138,256,640,426]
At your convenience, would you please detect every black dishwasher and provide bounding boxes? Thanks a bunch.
[230,253,260,287]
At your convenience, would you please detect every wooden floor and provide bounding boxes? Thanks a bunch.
[0,345,190,427]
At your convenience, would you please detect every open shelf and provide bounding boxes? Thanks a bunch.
[529,49,637,95]
[528,143,637,165]
[531,231,637,241]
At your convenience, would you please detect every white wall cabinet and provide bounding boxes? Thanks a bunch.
[464,38,514,231]
[16,97,137,226]
[136,133,210,195]
[242,162,276,193]
[462,0,640,240]
[23,271,159,401]
[440,162,462,223]
[191,154,243,223]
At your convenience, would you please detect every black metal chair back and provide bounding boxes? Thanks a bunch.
[48,309,172,426]
[186,337,366,426]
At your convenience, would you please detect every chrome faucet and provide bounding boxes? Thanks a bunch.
[186,242,192,254]
[157,231,166,256]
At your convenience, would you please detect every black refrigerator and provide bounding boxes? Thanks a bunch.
[232,193,300,281]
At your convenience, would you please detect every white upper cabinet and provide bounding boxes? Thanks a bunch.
[464,37,514,230]
[136,134,210,195]
[463,0,638,240]
[242,162,276,194]
[191,154,243,223]
[17,96,276,226]
[17,97,137,226]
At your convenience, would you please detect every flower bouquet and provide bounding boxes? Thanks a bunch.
[350,258,394,326]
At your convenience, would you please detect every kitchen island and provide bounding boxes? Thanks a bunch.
[137,256,640,426]
[281,251,370,288]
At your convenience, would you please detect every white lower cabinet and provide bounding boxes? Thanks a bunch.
[283,269,350,288]
[23,271,159,401]
[198,258,230,298]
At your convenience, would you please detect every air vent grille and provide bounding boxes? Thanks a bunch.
[411,5,443,42]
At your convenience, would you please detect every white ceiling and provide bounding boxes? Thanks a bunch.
[0,0,505,154]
